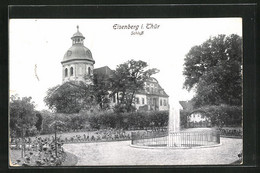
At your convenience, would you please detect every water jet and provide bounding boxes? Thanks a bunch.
[131,99,221,149]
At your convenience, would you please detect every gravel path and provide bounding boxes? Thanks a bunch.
[63,137,242,166]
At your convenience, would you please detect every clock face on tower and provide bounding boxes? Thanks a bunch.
[67,50,72,56]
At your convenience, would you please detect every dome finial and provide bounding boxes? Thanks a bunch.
[77,25,79,32]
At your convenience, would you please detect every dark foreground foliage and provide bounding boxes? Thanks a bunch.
[11,137,66,166]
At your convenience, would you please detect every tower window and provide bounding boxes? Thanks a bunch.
[142,98,145,104]
[136,97,140,104]
[88,67,91,75]
[160,99,162,106]
[113,95,116,103]
[70,67,73,76]
[65,68,68,77]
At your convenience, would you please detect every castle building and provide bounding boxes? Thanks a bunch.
[61,26,169,111]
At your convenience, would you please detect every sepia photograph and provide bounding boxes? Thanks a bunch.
[9,18,243,166]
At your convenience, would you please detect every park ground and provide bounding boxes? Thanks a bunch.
[63,137,242,165]
[62,128,242,166]
[10,128,242,166]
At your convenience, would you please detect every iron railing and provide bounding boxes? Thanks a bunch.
[131,131,220,147]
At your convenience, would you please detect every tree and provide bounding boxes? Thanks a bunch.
[35,112,43,132]
[93,73,111,110]
[10,95,39,158]
[44,81,96,114]
[10,95,38,138]
[183,34,242,107]
[110,59,159,112]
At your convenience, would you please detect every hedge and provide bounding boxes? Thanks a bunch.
[40,110,169,134]
[87,110,169,130]
[39,104,241,135]
[195,105,242,127]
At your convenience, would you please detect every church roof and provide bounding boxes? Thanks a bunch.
[62,44,94,63]
[62,26,94,64]
[71,25,85,38]
[72,31,84,38]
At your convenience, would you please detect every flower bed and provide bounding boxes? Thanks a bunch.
[10,137,66,166]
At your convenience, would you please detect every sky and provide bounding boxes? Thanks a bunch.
[9,18,242,111]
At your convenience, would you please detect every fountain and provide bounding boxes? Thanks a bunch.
[167,102,181,147]
[131,98,221,149]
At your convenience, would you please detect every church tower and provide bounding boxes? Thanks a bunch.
[61,26,95,84]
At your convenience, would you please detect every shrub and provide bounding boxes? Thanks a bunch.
[180,110,190,128]
[196,105,242,127]
[86,110,169,130]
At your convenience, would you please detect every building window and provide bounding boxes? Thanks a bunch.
[70,67,73,76]
[163,99,166,106]
[88,67,91,75]
[151,88,154,93]
[113,95,116,103]
[160,99,162,106]
[146,87,150,92]
[65,68,68,77]
[136,97,140,104]
[142,98,145,104]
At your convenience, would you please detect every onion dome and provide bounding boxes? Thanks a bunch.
[62,25,95,64]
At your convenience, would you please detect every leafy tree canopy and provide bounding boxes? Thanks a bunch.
[183,34,242,107]
[44,81,96,114]
[110,59,159,112]
[44,60,158,114]
[10,95,38,137]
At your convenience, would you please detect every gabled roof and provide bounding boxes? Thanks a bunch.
[179,100,194,111]
[136,78,169,97]
[93,66,114,76]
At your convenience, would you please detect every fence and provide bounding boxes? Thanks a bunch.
[131,131,220,148]
[219,128,242,138]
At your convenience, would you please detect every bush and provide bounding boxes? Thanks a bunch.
[41,111,72,134]
[196,105,242,127]
[40,104,241,135]
[98,110,168,130]
[180,110,190,128]
[40,110,169,133]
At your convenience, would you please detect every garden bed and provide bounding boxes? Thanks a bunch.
[9,149,78,167]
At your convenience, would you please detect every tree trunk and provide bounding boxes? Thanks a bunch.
[116,92,119,103]
[21,127,25,158]
[128,90,135,112]
[55,122,57,158]
[121,91,126,105]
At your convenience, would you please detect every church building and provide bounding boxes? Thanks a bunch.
[61,26,169,111]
